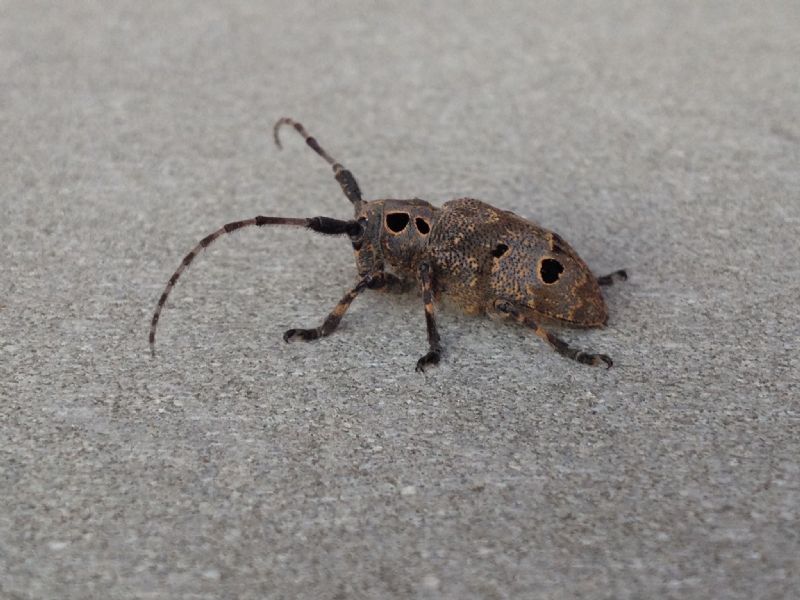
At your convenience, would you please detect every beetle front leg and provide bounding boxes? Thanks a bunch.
[493,300,612,368]
[284,272,376,342]
[415,262,442,372]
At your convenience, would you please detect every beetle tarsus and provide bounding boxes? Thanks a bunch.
[415,350,441,373]
[597,269,628,286]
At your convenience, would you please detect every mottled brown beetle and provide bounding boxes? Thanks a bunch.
[150,118,627,371]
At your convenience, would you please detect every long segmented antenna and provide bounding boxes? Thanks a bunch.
[274,118,338,166]
[273,117,364,213]
[149,215,359,356]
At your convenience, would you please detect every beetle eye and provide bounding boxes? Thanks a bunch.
[539,258,564,284]
[386,212,410,233]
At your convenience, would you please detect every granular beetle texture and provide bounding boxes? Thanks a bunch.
[149,118,627,371]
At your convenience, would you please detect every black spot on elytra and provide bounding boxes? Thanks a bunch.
[539,258,564,284]
[491,243,509,258]
[386,212,410,233]
[415,217,431,234]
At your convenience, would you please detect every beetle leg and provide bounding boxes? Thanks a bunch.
[493,300,612,368]
[368,272,413,294]
[283,273,375,342]
[534,327,613,368]
[415,262,442,372]
[597,269,628,286]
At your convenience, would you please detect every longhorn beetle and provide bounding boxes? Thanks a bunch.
[149,118,627,371]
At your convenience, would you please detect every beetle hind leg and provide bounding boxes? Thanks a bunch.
[534,328,613,368]
[597,269,628,286]
[493,300,613,368]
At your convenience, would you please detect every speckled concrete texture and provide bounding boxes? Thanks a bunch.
[1,2,799,599]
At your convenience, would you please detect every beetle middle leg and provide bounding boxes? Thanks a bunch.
[415,262,442,372]
[492,300,613,368]
[273,117,363,212]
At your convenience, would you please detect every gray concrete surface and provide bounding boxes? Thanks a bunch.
[1,2,799,598]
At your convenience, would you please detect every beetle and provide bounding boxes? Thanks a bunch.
[149,118,627,371]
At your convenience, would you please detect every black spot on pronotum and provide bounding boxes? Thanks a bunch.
[491,243,509,258]
[386,212,410,233]
[539,258,564,284]
[415,217,431,234]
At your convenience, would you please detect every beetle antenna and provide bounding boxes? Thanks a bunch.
[274,117,364,214]
[149,215,360,356]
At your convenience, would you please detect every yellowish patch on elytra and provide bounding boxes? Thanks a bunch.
[462,302,482,315]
